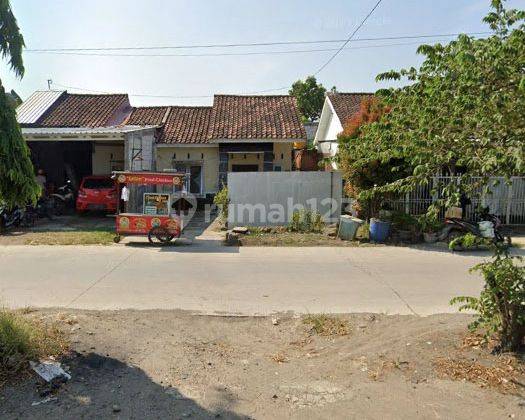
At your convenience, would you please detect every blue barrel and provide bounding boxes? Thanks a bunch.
[369,218,391,242]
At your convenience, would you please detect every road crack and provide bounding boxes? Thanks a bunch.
[67,250,136,307]
[343,253,419,316]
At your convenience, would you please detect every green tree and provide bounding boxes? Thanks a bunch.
[289,76,327,122]
[337,0,525,351]
[6,89,22,107]
[0,0,39,207]
[338,0,524,208]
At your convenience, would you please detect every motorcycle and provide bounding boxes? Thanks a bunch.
[50,180,75,216]
[438,208,512,250]
[0,205,23,233]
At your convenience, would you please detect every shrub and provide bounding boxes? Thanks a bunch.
[390,211,418,231]
[0,310,67,380]
[448,232,492,251]
[417,210,443,233]
[213,186,229,220]
[450,246,525,352]
[288,210,324,233]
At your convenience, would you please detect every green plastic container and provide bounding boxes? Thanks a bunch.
[337,215,364,240]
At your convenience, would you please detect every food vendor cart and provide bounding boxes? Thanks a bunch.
[112,171,186,244]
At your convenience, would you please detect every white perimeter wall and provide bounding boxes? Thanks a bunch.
[227,171,342,227]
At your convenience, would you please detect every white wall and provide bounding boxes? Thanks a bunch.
[228,171,342,227]
[314,97,343,170]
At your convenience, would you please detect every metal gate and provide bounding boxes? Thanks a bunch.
[388,176,525,225]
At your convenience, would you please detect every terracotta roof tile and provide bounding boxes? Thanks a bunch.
[126,106,170,126]
[327,92,374,125]
[209,95,306,140]
[38,93,130,127]
[162,106,212,144]
[127,106,212,144]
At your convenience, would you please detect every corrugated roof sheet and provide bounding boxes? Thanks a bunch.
[16,90,66,124]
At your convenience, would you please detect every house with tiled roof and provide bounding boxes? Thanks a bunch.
[314,92,374,169]
[126,94,306,196]
[17,90,159,189]
[16,90,306,197]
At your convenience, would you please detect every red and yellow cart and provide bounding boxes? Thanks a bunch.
[112,171,186,244]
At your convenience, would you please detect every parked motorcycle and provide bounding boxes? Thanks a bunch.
[0,205,23,233]
[438,208,512,250]
[50,180,75,216]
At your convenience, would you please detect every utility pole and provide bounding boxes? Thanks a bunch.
[47,79,53,90]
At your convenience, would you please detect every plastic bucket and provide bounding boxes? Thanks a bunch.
[369,218,391,242]
[338,215,364,240]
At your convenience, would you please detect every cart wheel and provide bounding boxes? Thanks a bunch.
[148,227,174,244]
[113,235,121,243]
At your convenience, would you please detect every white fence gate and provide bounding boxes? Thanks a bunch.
[388,176,525,225]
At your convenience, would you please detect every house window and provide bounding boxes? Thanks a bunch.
[274,165,282,172]
[174,163,203,194]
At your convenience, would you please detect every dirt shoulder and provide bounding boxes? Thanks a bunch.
[1,310,523,419]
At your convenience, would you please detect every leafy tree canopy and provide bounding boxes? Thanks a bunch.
[337,0,525,208]
[0,0,39,207]
[6,89,22,107]
[289,76,327,122]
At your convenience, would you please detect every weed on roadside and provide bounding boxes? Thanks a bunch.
[303,314,350,337]
[0,310,68,383]
[270,352,288,364]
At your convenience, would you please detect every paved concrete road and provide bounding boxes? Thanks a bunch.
[0,241,498,316]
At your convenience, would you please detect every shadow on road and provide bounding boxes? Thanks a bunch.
[0,352,249,419]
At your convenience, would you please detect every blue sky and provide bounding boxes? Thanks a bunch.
[1,0,519,106]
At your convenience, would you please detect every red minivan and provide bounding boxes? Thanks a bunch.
[76,176,118,213]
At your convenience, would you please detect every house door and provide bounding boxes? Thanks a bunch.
[174,163,203,194]
[232,164,259,172]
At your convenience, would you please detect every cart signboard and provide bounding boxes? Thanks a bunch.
[143,193,170,215]
[116,172,182,186]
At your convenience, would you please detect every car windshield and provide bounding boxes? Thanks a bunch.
[82,178,114,189]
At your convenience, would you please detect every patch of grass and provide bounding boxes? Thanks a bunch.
[242,231,360,247]
[0,310,68,383]
[24,229,115,245]
[303,314,350,337]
